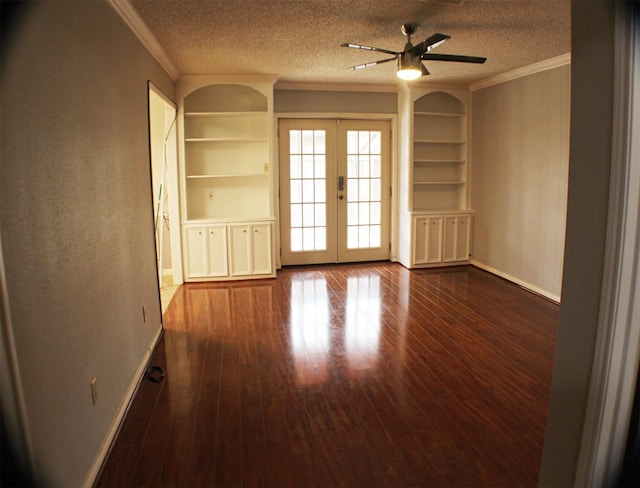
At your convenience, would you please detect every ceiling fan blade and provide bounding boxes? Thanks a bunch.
[347,56,397,71]
[341,43,399,56]
[409,33,450,55]
[421,53,487,63]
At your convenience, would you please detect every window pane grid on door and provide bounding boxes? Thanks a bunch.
[346,130,383,250]
[289,130,327,252]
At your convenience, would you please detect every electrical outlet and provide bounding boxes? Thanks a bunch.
[90,378,98,405]
[207,190,214,200]
[142,305,147,323]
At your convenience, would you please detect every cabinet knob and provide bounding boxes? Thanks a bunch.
[254,229,259,232]
[244,229,247,233]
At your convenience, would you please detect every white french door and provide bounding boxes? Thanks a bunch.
[279,119,391,265]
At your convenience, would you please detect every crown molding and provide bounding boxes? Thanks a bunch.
[107,0,180,81]
[179,74,280,84]
[274,81,399,93]
[470,52,571,92]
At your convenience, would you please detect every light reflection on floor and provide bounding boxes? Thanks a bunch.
[289,273,382,385]
[345,275,381,370]
[289,277,331,384]
[160,271,180,314]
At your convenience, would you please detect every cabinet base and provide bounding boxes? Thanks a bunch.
[184,272,276,283]
[402,260,471,270]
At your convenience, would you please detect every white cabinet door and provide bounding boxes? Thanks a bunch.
[413,214,470,267]
[230,223,272,276]
[229,224,251,277]
[426,217,444,263]
[184,226,208,279]
[251,223,272,275]
[414,216,443,264]
[443,215,471,262]
[414,217,428,263]
[207,225,228,277]
[184,221,274,281]
[443,216,458,262]
[455,215,470,261]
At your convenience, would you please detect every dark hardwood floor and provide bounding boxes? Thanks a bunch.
[96,263,558,487]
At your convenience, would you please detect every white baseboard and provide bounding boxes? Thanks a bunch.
[470,260,561,303]
[82,325,163,488]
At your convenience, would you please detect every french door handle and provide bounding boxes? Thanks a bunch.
[339,194,344,200]
[338,175,344,191]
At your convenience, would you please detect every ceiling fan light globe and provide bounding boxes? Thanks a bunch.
[396,68,422,80]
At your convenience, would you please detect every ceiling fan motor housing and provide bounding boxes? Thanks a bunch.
[398,51,420,70]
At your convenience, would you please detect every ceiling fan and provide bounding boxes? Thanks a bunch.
[341,24,487,80]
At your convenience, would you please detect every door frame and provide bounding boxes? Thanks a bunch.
[274,113,398,269]
[148,83,183,285]
[574,4,640,485]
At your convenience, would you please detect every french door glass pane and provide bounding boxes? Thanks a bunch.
[291,204,302,227]
[346,130,383,250]
[289,130,327,252]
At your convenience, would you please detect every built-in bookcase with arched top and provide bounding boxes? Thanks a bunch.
[397,86,473,269]
[181,83,272,221]
[412,91,467,212]
[177,76,278,281]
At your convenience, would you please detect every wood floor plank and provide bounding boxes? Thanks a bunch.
[96,263,559,487]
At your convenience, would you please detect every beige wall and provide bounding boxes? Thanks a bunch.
[1,1,174,485]
[470,64,571,300]
[275,89,397,113]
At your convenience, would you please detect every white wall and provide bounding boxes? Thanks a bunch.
[470,64,571,301]
[1,1,174,485]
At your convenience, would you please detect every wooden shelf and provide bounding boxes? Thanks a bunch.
[185,111,266,117]
[411,209,474,216]
[414,111,464,117]
[414,139,465,144]
[187,173,268,179]
[414,180,465,185]
[414,159,465,164]
[185,137,268,143]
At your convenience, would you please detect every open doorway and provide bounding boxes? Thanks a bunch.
[148,83,182,312]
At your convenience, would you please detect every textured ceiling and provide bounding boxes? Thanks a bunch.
[130,0,571,87]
